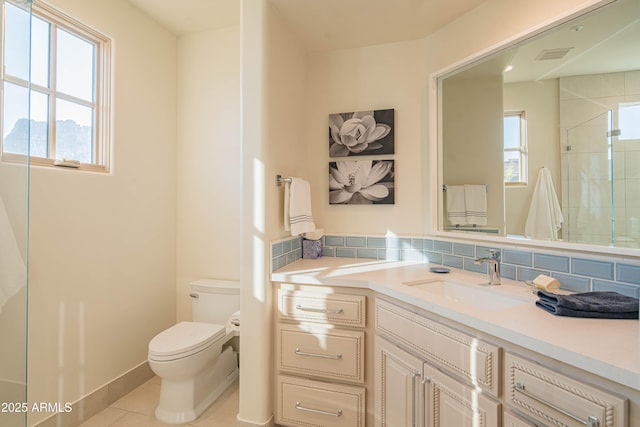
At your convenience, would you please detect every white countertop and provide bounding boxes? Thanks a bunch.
[272,257,640,392]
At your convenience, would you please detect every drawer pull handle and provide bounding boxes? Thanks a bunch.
[295,348,342,359]
[295,401,343,417]
[515,382,600,427]
[295,304,344,314]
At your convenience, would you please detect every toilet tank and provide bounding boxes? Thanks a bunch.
[189,279,240,325]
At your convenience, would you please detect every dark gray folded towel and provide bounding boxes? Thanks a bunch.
[536,290,639,319]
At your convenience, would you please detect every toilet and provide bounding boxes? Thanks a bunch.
[148,279,240,424]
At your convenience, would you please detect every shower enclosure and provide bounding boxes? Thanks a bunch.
[559,71,640,248]
[0,0,31,426]
[563,104,640,247]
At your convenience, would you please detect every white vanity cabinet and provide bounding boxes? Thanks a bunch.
[274,284,369,427]
[373,297,630,427]
[374,298,501,427]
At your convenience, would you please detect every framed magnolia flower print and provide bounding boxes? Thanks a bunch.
[329,160,395,205]
[329,109,394,157]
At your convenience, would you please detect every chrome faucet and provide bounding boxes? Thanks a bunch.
[474,249,501,285]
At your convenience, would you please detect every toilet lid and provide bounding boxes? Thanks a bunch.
[148,321,225,360]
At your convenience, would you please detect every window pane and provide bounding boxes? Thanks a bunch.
[30,91,50,158]
[2,82,30,155]
[504,151,521,183]
[619,103,640,140]
[56,99,93,163]
[56,28,94,101]
[504,115,521,149]
[31,15,51,88]
[4,3,31,81]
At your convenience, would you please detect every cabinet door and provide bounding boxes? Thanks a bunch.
[423,363,500,427]
[375,337,423,427]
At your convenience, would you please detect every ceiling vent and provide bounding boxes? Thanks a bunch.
[535,47,573,61]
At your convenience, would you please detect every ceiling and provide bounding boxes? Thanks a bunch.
[126,0,486,51]
[448,0,640,83]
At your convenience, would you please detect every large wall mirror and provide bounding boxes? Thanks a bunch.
[436,0,640,251]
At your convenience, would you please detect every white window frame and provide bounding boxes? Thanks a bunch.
[1,0,111,172]
[504,110,528,186]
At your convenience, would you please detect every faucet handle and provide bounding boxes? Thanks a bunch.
[487,249,500,259]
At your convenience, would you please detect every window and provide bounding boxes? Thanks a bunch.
[1,0,111,172]
[503,111,527,185]
[618,102,640,140]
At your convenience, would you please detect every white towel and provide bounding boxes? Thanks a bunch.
[446,185,466,225]
[525,168,564,240]
[0,195,26,314]
[464,184,487,226]
[284,177,316,236]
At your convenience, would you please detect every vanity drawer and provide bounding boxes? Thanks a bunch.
[276,375,365,427]
[277,324,365,383]
[504,353,627,427]
[375,298,501,396]
[503,411,536,427]
[278,289,366,327]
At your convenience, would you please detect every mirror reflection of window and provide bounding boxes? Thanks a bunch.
[503,111,528,186]
[619,102,640,140]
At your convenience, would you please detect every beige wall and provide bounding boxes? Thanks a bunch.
[504,80,561,236]
[26,0,177,424]
[176,26,241,321]
[303,39,427,237]
[443,75,505,231]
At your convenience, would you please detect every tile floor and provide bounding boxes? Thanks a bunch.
[78,377,239,427]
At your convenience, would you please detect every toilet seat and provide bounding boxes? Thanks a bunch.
[149,321,225,362]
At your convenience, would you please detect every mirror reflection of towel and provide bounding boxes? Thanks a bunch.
[445,184,487,226]
[445,185,466,225]
[525,168,563,240]
[464,185,487,226]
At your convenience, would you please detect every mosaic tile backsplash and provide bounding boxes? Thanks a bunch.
[271,235,640,297]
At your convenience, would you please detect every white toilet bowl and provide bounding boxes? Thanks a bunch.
[148,321,239,424]
[148,279,241,424]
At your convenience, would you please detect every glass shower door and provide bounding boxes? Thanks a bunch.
[564,110,614,245]
[0,1,31,426]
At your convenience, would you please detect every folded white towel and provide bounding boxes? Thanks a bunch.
[464,184,487,226]
[284,177,316,236]
[445,185,466,225]
[525,168,563,240]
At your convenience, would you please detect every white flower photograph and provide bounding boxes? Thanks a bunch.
[329,109,394,157]
[329,160,395,205]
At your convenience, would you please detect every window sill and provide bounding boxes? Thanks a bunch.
[1,153,109,173]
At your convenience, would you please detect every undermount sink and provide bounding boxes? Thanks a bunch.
[403,278,530,310]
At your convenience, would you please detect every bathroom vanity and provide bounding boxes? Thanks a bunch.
[272,257,639,427]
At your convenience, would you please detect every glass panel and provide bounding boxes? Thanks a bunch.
[30,15,50,88]
[565,111,613,245]
[1,1,31,426]
[29,90,49,158]
[56,99,93,163]
[3,2,31,80]
[504,115,521,149]
[56,28,94,101]
[2,82,30,155]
